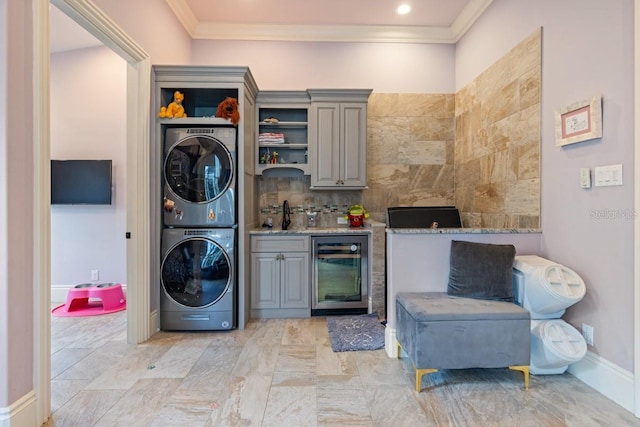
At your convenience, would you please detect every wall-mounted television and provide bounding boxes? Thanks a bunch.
[51,160,113,205]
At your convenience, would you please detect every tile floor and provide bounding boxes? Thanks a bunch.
[47,310,640,426]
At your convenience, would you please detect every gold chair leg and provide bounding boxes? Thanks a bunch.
[509,365,530,390]
[396,342,438,392]
[415,368,438,393]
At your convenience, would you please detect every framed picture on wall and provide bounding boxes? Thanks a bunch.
[555,95,603,146]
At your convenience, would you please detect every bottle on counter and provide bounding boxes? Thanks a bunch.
[307,211,317,227]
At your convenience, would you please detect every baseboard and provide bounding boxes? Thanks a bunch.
[51,285,70,303]
[384,326,398,358]
[51,283,128,303]
[150,308,160,335]
[0,390,37,427]
[567,350,635,413]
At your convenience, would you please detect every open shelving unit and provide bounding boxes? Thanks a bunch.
[256,92,310,175]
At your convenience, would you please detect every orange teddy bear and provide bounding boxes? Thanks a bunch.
[159,91,187,118]
[216,97,240,126]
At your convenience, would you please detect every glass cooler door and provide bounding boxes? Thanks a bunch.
[312,235,368,310]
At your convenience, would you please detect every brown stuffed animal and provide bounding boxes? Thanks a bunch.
[216,97,240,125]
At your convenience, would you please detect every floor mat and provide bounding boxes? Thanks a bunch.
[326,313,385,352]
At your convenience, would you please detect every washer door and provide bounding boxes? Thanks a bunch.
[161,237,231,308]
[164,134,233,204]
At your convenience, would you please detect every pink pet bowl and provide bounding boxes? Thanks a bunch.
[52,282,126,317]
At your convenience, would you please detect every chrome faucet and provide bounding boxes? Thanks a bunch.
[282,200,291,230]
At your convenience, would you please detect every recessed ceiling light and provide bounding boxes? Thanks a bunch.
[397,4,411,15]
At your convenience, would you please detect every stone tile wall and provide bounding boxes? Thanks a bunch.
[364,93,456,223]
[454,29,541,228]
[369,223,386,317]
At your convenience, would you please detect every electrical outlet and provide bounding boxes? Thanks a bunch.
[582,323,594,346]
[337,217,348,225]
[91,270,99,281]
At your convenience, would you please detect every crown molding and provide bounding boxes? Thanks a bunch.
[166,0,199,35]
[451,0,494,41]
[195,23,456,44]
[166,0,493,44]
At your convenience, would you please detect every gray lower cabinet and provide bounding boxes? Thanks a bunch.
[251,235,310,318]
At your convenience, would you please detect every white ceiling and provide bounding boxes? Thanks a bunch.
[51,0,491,53]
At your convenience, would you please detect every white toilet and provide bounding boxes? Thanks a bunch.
[512,255,588,375]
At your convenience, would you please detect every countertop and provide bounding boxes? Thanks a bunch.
[386,227,542,234]
[250,221,541,235]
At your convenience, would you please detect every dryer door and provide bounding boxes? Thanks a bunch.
[164,134,234,204]
[161,237,232,308]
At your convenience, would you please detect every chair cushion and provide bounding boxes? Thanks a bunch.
[396,292,529,321]
[447,240,516,302]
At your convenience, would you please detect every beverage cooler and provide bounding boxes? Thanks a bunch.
[311,235,368,315]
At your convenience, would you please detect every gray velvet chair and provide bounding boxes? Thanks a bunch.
[395,240,531,392]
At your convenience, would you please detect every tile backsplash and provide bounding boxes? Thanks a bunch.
[257,175,365,228]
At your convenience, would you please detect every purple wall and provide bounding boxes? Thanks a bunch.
[457,0,635,372]
[191,39,456,93]
[50,47,127,290]
[1,0,35,407]
[92,0,192,65]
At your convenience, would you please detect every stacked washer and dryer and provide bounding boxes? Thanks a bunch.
[512,255,588,374]
[160,127,238,331]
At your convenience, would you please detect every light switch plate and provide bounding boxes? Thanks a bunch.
[580,168,591,188]
[594,164,623,187]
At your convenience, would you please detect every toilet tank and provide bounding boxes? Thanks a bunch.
[512,255,586,319]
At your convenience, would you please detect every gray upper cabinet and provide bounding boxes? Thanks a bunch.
[308,89,372,189]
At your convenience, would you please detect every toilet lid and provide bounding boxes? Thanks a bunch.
[541,265,586,300]
[540,320,588,361]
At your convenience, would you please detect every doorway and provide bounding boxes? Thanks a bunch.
[49,40,127,309]
[49,27,128,418]
[34,0,152,424]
